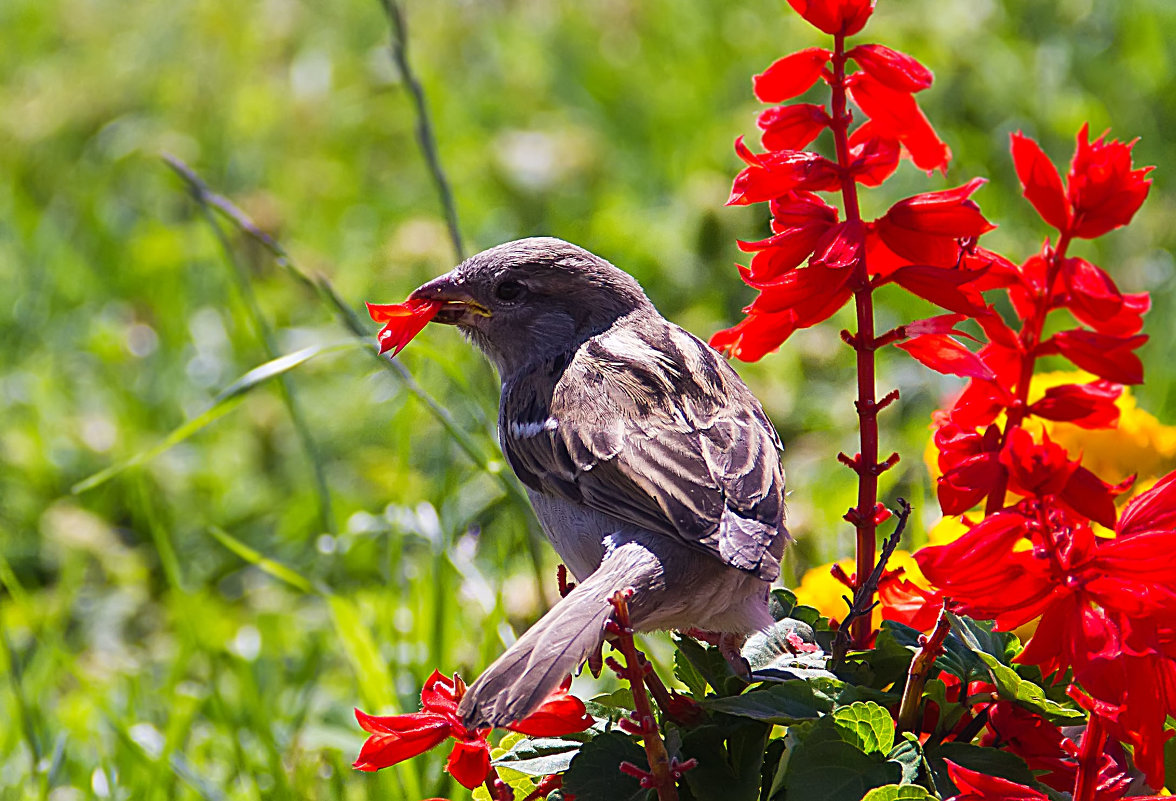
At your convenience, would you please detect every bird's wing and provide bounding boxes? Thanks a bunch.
[501,317,787,580]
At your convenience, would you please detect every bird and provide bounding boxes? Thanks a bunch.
[406,237,788,731]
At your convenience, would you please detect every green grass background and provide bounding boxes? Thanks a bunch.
[2,0,1175,797]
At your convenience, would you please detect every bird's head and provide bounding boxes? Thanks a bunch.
[410,237,653,377]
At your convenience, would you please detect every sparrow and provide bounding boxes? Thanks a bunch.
[406,237,788,730]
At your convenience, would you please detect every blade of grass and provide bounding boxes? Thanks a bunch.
[206,526,318,596]
[165,161,336,536]
[72,342,359,494]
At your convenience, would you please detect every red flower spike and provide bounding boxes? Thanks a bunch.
[897,334,996,381]
[753,48,833,103]
[1026,381,1121,429]
[942,759,1048,801]
[1067,123,1154,239]
[758,103,832,151]
[1049,329,1148,385]
[785,0,876,36]
[848,44,934,93]
[367,299,443,357]
[847,72,951,172]
[1010,132,1070,232]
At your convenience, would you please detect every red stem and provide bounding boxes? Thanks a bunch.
[1072,713,1107,801]
[609,590,678,801]
[829,32,878,646]
[983,233,1073,514]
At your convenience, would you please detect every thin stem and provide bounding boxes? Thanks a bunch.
[169,163,336,535]
[1072,713,1107,801]
[896,605,951,734]
[829,33,879,646]
[609,590,678,801]
[984,233,1073,514]
[378,0,465,261]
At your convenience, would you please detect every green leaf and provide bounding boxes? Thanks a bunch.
[1165,733,1176,792]
[776,719,902,801]
[860,785,935,801]
[584,689,636,723]
[679,719,770,801]
[945,613,1083,723]
[832,702,895,755]
[769,588,832,631]
[674,646,708,698]
[886,734,923,785]
[921,679,966,736]
[562,731,649,801]
[492,737,582,777]
[673,633,743,696]
[206,526,316,594]
[72,342,357,493]
[327,595,394,710]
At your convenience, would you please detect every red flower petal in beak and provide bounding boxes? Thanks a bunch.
[366,298,443,357]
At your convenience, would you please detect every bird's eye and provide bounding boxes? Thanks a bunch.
[495,280,526,301]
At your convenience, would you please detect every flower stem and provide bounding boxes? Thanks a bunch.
[984,233,1072,514]
[896,604,951,734]
[608,590,678,801]
[1072,713,1107,801]
[830,32,879,646]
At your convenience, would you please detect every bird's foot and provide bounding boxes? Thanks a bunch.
[719,631,752,681]
[682,627,721,645]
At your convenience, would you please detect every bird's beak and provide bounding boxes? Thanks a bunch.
[409,274,492,325]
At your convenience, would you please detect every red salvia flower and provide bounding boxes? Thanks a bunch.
[847,122,901,186]
[874,178,994,267]
[1009,126,1153,239]
[727,137,842,205]
[1067,124,1154,239]
[1026,381,1121,429]
[354,671,592,788]
[367,298,443,357]
[785,0,875,36]
[1046,329,1148,385]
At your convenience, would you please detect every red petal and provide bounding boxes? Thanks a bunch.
[753,48,832,103]
[886,265,989,316]
[758,103,831,151]
[367,299,443,357]
[445,739,492,789]
[352,712,451,772]
[785,0,875,36]
[1050,329,1148,385]
[936,452,1002,514]
[897,334,995,381]
[903,313,967,338]
[848,73,951,172]
[727,143,842,206]
[1062,466,1126,529]
[847,122,900,186]
[1062,256,1123,321]
[748,264,854,313]
[848,44,933,92]
[1026,381,1121,429]
[509,691,594,737]
[1010,132,1070,231]
[883,178,993,237]
[810,219,866,270]
[1071,290,1149,337]
[1002,428,1076,498]
[941,759,1048,800]
[1117,469,1176,538]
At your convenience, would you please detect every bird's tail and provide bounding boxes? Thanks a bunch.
[457,547,653,730]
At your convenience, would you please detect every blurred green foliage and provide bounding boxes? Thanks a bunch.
[1,0,1174,797]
